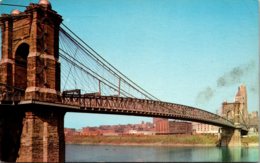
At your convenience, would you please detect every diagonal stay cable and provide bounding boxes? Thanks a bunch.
[59,49,135,98]
[60,51,133,97]
[0,3,27,7]
[60,24,159,100]
[60,26,154,99]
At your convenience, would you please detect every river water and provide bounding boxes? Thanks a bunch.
[66,144,259,162]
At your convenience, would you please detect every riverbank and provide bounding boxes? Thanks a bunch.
[66,142,217,147]
[242,136,259,147]
[66,134,259,147]
[66,134,218,146]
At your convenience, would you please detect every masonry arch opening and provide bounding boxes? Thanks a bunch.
[15,43,29,89]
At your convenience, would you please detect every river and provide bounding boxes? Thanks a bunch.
[66,144,258,162]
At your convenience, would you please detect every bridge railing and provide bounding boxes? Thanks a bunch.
[0,83,25,103]
[61,91,235,128]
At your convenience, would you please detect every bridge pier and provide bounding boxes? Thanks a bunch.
[16,110,65,162]
[219,128,241,146]
[0,104,66,163]
[0,109,24,162]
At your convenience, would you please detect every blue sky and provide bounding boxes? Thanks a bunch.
[0,0,259,129]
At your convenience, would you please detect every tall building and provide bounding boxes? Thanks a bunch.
[153,118,169,134]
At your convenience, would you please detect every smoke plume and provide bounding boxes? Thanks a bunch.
[195,60,256,104]
[195,87,215,104]
[217,61,255,87]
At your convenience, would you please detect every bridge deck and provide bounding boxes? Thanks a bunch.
[0,84,248,131]
[1,97,248,131]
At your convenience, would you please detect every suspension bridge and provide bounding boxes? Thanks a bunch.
[0,1,249,162]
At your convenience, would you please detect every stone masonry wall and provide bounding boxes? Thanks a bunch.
[17,110,65,162]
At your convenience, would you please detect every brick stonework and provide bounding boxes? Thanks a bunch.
[16,111,65,162]
[219,85,248,146]
[153,118,169,134]
[222,102,240,122]
[0,3,62,102]
[220,128,241,146]
[0,2,65,162]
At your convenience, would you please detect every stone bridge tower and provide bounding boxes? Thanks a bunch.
[220,85,248,146]
[0,0,61,101]
[0,0,64,162]
[234,85,248,124]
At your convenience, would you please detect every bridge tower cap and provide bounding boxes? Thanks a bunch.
[39,0,52,8]
[11,9,21,15]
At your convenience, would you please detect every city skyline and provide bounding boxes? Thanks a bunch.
[0,0,258,129]
[64,109,259,129]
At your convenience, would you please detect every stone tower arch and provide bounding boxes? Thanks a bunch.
[14,43,29,89]
[0,2,62,102]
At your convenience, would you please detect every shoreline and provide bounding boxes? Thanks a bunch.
[65,135,259,147]
[66,142,259,147]
[243,143,259,147]
[66,142,217,147]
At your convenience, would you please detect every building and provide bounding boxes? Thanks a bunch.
[249,111,259,127]
[192,122,219,135]
[65,121,156,136]
[153,118,169,134]
[192,110,220,135]
[102,129,119,136]
[127,130,155,135]
[64,128,80,136]
[64,128,76,136]
[81,127,102,136]
[248,111,259,134]
[153,118,192,134]
[169,121,192,134]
